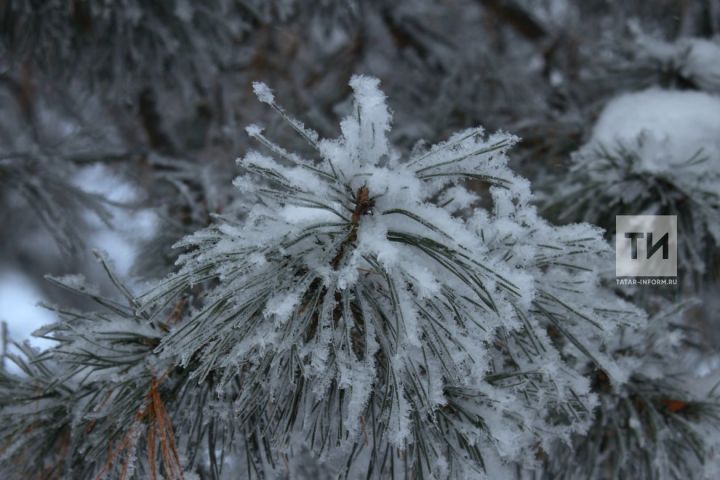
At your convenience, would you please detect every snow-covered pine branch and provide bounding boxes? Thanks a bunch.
[547,300,720,479]
[4,75,719,480]
[137,75,643,477]
[0,253,185,479]
[543,89,720,286]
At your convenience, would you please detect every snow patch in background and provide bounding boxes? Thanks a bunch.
[681,39,720,93]
[0,164,158,353]
[638,34,720,94]
[592,88,720,172]
[74,163,158,277]
[0,270,56,350]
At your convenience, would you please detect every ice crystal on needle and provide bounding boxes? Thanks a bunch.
[140,76,642,478]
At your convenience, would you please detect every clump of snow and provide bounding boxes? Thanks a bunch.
[252,81,275,104]
[591,88,720,173]
[636,34,720,93]
[345,75,392,167]
[244,124,263,137]
[680,38,720,93]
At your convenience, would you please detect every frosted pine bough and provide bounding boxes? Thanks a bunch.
[544,89,720,285]
[133,76,643,478]
[547,300,720,479]
[636,35,720,94]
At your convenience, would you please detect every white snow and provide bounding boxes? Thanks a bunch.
[346,75,392,167]
[0,270,57,350]
[637,34,720,93]
[592,88,720,172]
[252,81,275,104]
[681,38,720,93]
[73,164,158,277]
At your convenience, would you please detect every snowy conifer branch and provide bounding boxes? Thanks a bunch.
[133,76,644,478]
[547,301,720,479]
[0,342,72,479]
[2,4,720,479]
[0,255,197,479]
[2,73,718,479]
[543,91,720,286]
[10,73,720,480]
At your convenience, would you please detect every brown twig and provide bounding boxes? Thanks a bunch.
[95,375,183,480]
[331,185,373,270]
